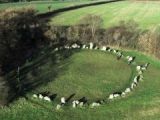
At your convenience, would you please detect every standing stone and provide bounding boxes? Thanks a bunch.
[89,42,94,49]
[82,45,86,49]
[101,46,106,51]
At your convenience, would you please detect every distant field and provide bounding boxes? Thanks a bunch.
[51,1,160,29]
[0,0,95,13]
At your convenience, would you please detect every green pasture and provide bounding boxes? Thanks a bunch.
[51,1,160,29]
[0,0,94,13]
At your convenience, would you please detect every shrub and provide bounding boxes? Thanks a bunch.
[105,20,140,48]
[0,7,48,105]
[0,7,46,73]
[45,26,68,47]
[78,14,103,42]
[138,26,160,58]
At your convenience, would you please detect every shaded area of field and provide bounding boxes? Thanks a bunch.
[4,48,80,104]
[51,1,160,29]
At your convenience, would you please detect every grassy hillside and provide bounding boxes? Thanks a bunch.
[51,1,160,29]
[0,48,160,120]
[0,0,94,13]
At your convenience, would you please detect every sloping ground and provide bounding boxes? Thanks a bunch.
[0,49,159,120]
[51,1,160,29]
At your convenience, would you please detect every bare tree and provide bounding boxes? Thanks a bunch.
[138,26,160,58]
[105,20,140,48]
[79,14,103,42]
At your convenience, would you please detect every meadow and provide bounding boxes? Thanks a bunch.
[0,1,160,120]
[0,0,95,13]
[51,1,160,29]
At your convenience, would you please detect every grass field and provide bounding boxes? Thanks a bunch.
[0,1,160,119]
[51,1,160,29]
[0,48,160,120]
[31,50,132,100]
[0,0,94,13]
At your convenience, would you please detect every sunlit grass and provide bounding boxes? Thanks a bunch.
[0,0,94,13]
[51,1,160,29]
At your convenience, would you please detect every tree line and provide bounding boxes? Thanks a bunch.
[46,14,160,59]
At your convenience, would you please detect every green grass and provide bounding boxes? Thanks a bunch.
[0,0,95,13]
[32,50,132,101]
[0,48,160,120]
[51,1,160,29]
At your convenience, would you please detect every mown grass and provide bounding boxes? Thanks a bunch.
[0,48,160,120]
[51,1,160,29]
[0,0,94,13]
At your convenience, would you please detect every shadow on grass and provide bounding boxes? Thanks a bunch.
[5,47,81,105]
[66,93,76,103]
[25,96,54,112]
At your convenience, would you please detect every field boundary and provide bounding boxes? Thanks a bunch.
[37,0,125,20]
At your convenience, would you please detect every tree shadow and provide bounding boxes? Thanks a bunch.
[25,96,53,112]
[66,93,76,103]
[79,97,88,104]
[5,47,81,105]
[49,93,57,101]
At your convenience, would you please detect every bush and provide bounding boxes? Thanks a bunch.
[48,18,141,48]
[0,7,46,73]
[47,15,160,59]
[138,26,160,58]
[78,14,103,42]
[0,8,48,105]
[45,26,68,47]
[105,20,140,48]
